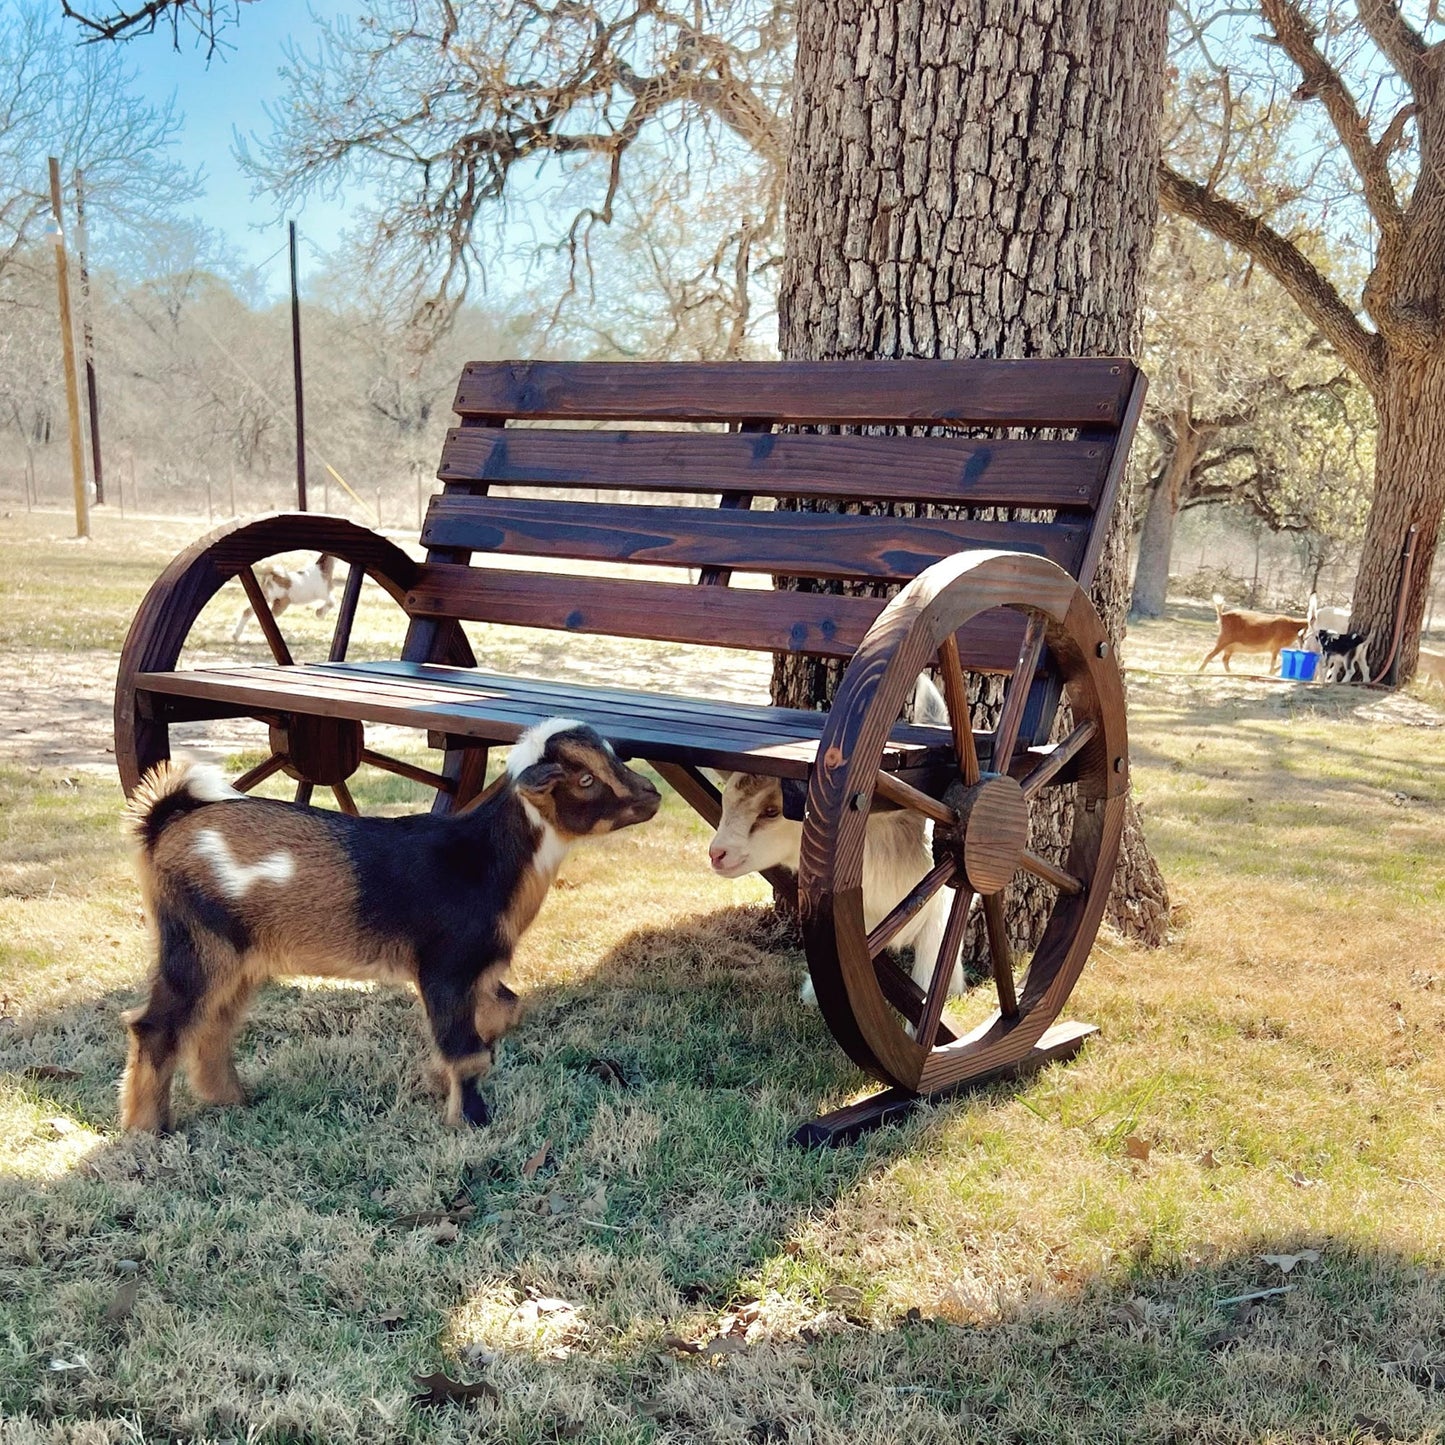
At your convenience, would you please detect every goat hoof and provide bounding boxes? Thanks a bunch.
[460,1083,492,1127]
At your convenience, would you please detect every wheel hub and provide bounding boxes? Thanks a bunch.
[270,715,363,787]
[935,773,1029,894]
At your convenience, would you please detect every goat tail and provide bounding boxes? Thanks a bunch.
[124,759,240,855]
[912,673,951,729]
[1212,592,1227,618]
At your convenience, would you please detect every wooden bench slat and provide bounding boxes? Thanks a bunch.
[420,496,1090,581]
[453,359,1135,427]
[404,564,1029,668]
[134,664,954,777]
[437,428,1109,510]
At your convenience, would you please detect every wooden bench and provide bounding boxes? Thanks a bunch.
[115,359,1143,1143]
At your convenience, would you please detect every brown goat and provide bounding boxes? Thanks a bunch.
[120,718,660,1132]
[1199,594,1311,675]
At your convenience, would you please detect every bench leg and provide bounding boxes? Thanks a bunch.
[789,1020,1097,1148]
[430,743,489,816]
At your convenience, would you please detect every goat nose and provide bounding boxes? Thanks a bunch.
[708,844,728,867]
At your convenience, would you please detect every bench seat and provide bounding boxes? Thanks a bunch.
[135,660,962,778]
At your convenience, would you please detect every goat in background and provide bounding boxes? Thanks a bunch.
[232,553,338,641]
[1200,594,1314,675]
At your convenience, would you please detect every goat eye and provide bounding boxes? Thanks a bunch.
[762,806,781,819]
[578,772,596,789]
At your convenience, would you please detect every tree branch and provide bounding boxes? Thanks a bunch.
[1158,161,1386,394]
[1355,0,1428,86]
[1259,0,1403,236]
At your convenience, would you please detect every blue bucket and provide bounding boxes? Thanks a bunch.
[1280,648,1318,681]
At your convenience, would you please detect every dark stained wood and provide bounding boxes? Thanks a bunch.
[432,743,490,816]
[915,886,974,1052]
[328,561,365,662]
[981,892,1019,1020]
[872,768,957,826]
[790,1021,1098,1148]
[453,359,1136,426]
[359,748,455,793]
[132,662,954,780]
[1019,849,1084,896]
[938,635,981,788]
[332,779,359,815]
[1073,368,1149,592]
[991,612,1049,776]
[233,752,287,793]
[406,563,1031,666]
[437,427,1111,511]
[1020,719,1097,798]
[420,495,1090,581]
[238,566,295,668]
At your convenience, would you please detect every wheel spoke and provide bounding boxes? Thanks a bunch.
[238,567,295,667]
[1019,718,1097,799]
[915,886,975,1052]
[872,768,955,827]
[938,635,981,786]
[327,562,365,663]
[233,752,288,793]
[294,779,314,806]
[360,747,454,793]
[991,612,1047,775]
[871,952,958,1045]
[1020,849,1084,896]
[981,892,1019,1019]
[332,779,359,815]
[866,856,956,957]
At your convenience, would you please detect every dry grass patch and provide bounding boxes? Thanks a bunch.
[3,520,1445,1442]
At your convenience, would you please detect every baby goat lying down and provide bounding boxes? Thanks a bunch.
[708,677,962,1003]
[120,719,660,1132]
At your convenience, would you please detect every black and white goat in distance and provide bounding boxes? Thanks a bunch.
[708,676,960,1005]
[120,718,661,1133]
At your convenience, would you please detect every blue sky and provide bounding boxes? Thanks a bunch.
[117,1,364,291]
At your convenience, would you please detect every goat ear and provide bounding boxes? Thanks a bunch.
[514,761,565,797]
[1307,593,1318,624]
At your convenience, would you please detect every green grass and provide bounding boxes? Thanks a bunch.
[3,513,1445,1442]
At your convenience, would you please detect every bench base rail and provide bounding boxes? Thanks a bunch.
[790,1019,1097,1148]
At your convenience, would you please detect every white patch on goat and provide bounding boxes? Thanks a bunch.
[194,829,296,899]
[507,718,586,777]
[518,797,570,878]
[181,764,244,804]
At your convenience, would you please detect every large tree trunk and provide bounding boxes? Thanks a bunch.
[1130,423,1200,618]
[1352,353,1445,682]
[775,0,1171,946]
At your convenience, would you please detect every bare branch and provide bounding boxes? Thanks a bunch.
[1158,161,1386,393]
[1355,0,1428,85]
[1259,0,1403,235]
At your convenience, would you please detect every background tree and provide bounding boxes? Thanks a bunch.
[1162,0,1445,682]
[777,0,1171,946]
[1131,215,1364,616]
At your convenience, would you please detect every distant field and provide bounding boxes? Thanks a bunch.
[2,510,1444,1444]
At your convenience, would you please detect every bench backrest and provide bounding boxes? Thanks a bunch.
[405,359,1145,680]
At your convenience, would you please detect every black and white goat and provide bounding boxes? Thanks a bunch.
[1311,628,1371,684]
[120,719,660,1132]
[708,677,961,1004]
[231,553,338,641]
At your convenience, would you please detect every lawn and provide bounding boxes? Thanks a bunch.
[2,510,1444,1444]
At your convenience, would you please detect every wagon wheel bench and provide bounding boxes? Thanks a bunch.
[114,358,1143,1145]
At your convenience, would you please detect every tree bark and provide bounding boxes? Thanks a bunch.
[776,0,1171,946]
[1130,422,1200,618]
[1351,353,1445,681]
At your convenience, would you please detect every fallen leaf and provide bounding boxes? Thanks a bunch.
[662,1333,704,1355]
[45,1116,78,1138]
[1284,1169,1319,1189]
[533,1296,574,1315]
[825,1284,863,1310]
[1261,1249,1321,1274]
[458,1342,497,1368]
[522,1140,551,1179]
[411,1370,498,1410]
[1197,1149,1220,1170]
[23,1065,80,1081]
[1124,1134,1151,1161]
[430,1220,459,1245]
[375,1310,406,1330]
[114,1259,140,1275]
[103,1279,139,1328]
[704,1333,748,1357]
[1353,1414,1400,1441]
[545,1190,569,1217]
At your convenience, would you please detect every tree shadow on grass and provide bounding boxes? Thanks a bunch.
[3,909,1445,1442]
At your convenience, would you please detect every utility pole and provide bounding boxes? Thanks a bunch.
[289,220,308,510]
[48,157,89,539]
[73,168,105,505]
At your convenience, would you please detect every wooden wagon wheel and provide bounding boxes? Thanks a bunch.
[114,514,476,811]
[798,549,1128,1099]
